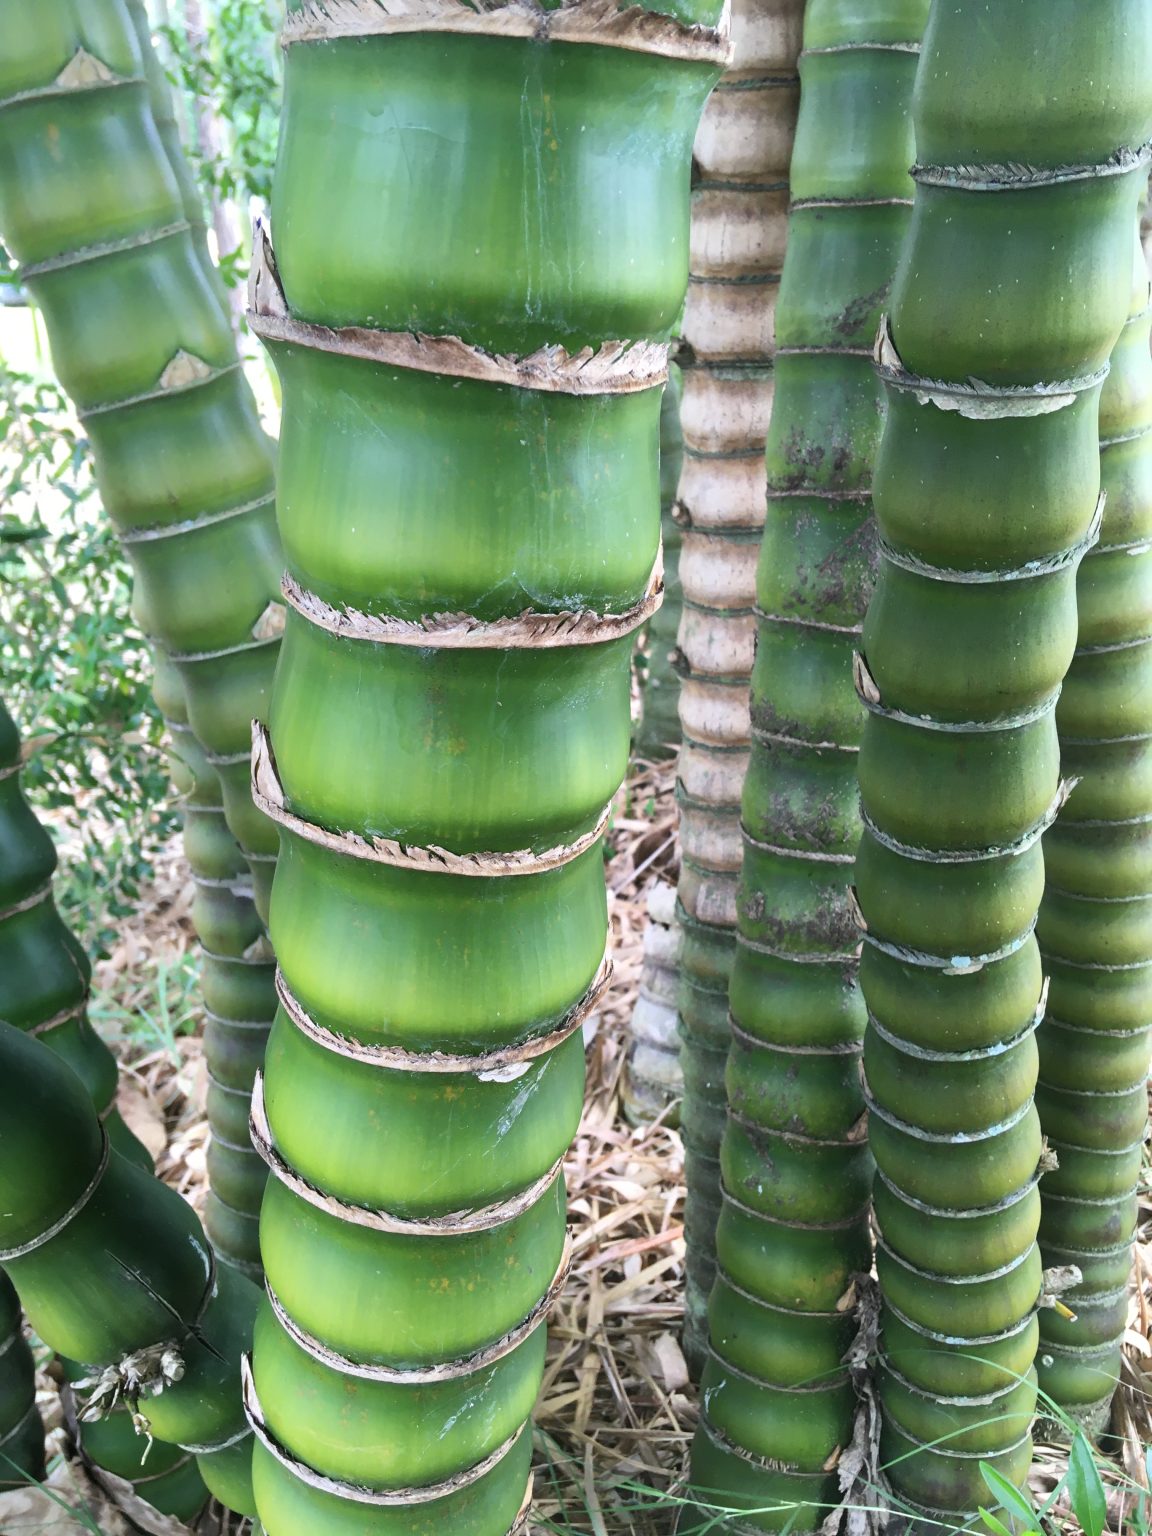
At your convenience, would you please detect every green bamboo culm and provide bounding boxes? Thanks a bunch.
[153,652,277,1281]
[0,692,153,1492]
[0,1273,44,1492]
[1034,231,1152,1440]
[674,0,803,1377]
[0,1021,259,1516]
[241,3,726,1528]
[853,4,1152,1526]
[0,0,282,1279]
[624,369,687,1129]
[637,366,686,760]
[682,3,926,1528]
[0,697,150,1168]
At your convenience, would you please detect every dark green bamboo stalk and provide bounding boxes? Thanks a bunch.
[682,2,925,1528]
[0,697,149,1166]
[241,6,725,1528]
[1035,233,1152,1439]
[853,5,1152,1525]
[0,693,153,1493]
[0,1020,258,1516]
[0,0,281,1278]
[625,371,687,1128]
[153,652,276,1279]
[674,0,803,1376]
[0,1273,44,1492]
[637,367,686,760]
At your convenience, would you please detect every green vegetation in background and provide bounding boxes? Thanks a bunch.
[0,365,175,957]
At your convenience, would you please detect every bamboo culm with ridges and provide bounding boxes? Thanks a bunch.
[637,367,686,761]
[0,1272,44,1491]
[674,0,803,1377]
[0,1021,260,1515]
[153,652,277,1281]
[681,2,926,1528]
[852,4,1152,1525]
[0,694,154,1491]
[0,697,150,1167]
[1035,232,1152,1439]
[0,0,281,1278]
[242,4,725,1528]
[625,374,687,1129]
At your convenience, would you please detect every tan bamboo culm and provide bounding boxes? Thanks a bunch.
[674,0,803,1372]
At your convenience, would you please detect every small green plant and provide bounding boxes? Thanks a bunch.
[979,1428,1124,1536]
[89,954,202,1065]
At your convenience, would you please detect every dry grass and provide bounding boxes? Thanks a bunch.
[79,758,1152,1535]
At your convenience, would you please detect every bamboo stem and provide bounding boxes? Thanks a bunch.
[681,1,925,1526]
[854,4,1152,1524]
[674,0,803,1378]
[246,6,725,1528]
[1035,228,1152,1440]
[0,1021,260,1515]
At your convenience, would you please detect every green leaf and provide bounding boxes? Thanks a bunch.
[979,1509,1015,1536]
[1067,1430,1108,1536]
[979,1465,1042,1531]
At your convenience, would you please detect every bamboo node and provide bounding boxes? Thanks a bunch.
[279,562,663,650]
[250,1070,566,1235]
[251,719,612,877]
[878,494,1104,586]
[0,1128,110,1263]
[54,49,121,90]
[263,1235,571,1382]
[157,351,213,391]
[274,950,610,1074]
[248,219,670,396]
[875,315,1110,420]
[279,0,733,66]
[241,1355,533,1509]
[912,143,1152,194]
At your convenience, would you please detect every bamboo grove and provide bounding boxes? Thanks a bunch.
[0,1,1150,1532]
[684,0,924,1524]
[674,0,802,1375]
[0,0,281,1282]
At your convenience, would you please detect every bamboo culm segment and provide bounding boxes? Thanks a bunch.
[623,881,684,1128]
[674,0,803,1378]
[0,694,151,1494]
[637,367,686,759]
[625,377,687,1128]
[0,1023,259,1515]
[0,0,281,1278]
[248,7,724,1529]
[682,2,926,1528]
[0,697,149,1167]
[0,1272,44,1491]
[155,654,275,1280]
[854,4,1152,1525]
[1035,232,1152,1439]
